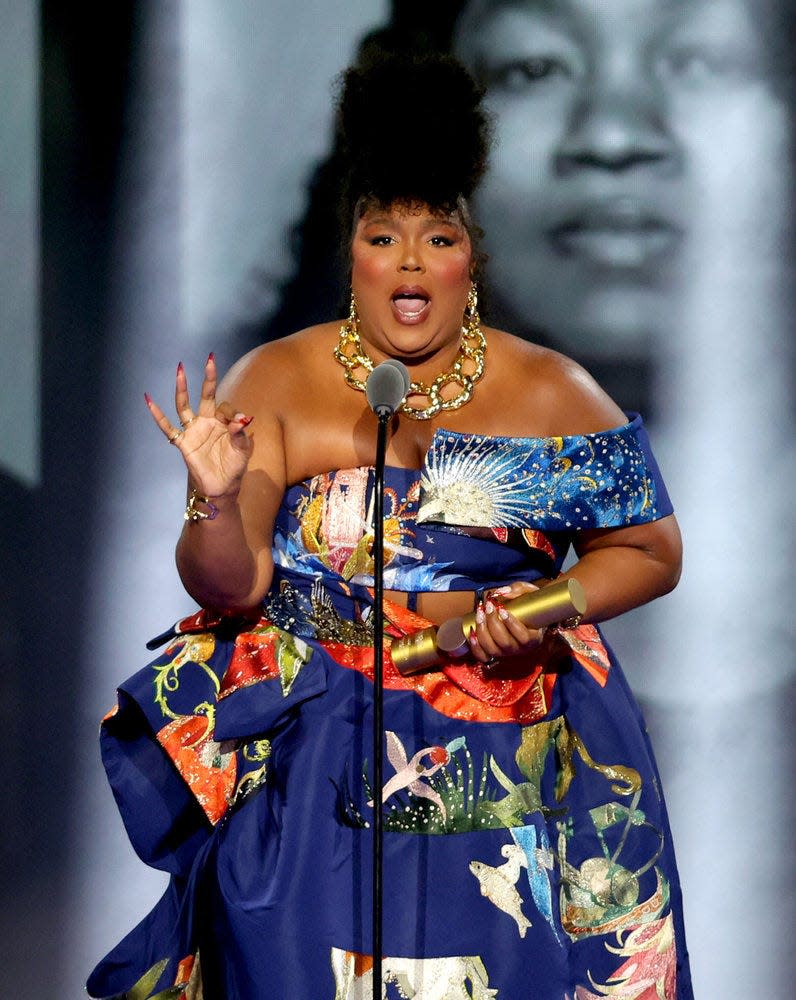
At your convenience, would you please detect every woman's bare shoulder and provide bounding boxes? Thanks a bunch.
[487,328,628,435]
[218,323,339,412]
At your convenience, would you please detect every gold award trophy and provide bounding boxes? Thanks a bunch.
[390,577,587,676]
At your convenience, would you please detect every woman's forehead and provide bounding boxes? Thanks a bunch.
[354,201,467,232]
[457,0,754,33]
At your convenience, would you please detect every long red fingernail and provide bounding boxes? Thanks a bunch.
[207,352,215,364]
[177,361,184,374]
[144,392,153,406]
[238,415,254,427]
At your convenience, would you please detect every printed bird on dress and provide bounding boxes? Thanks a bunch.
[369,732,465,822]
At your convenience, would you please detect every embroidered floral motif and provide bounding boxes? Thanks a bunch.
[341,715,643,840]
[575,913,678,999]
[146,629,278,825]
[271,434,646,594]
[341,735,499,833]
[468,722,666,943]
[153,633,218,723]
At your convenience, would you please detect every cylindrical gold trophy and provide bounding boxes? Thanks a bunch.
[390,577,587,676]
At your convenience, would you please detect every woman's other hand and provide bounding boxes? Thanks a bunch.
[145,354,254,500]
[468,581,545,670]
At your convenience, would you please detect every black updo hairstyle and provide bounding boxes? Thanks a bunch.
[257,45,488,345]
[335,51,492,257]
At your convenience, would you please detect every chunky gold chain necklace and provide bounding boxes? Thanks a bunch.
[334,284,487,420]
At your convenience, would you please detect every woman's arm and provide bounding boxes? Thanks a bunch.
[469,516,681,665]
[565,515,682,623]
[148,352,287,614]
[470,345,682,663]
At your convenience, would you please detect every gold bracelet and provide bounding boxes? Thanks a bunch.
[184,488,220,523]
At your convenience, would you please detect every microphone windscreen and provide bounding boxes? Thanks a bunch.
[365,360,411,416]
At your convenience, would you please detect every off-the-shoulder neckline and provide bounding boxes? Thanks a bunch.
[428,412,641,444]
[283,414,643,490]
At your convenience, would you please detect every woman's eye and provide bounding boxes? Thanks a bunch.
[369,235,395,246]
[657,46,739,85]
[429,236,454,247]
[488,56,569,92]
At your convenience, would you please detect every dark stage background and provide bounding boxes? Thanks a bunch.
[1,2,794,995]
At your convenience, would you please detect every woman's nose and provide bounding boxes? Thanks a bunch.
[399,247,424,271]
[555,84,678,175]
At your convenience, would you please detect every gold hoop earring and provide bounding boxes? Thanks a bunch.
[347,291,359,327]
[464,282,480,335]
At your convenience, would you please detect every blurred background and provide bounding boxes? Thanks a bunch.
[2,1,794,995]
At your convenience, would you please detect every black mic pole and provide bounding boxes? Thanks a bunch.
[365,360,410,998]
[371,408,388,999]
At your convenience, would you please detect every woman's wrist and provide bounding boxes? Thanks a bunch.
[183,486,241,522]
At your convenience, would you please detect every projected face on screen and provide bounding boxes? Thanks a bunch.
[455,0,787,361]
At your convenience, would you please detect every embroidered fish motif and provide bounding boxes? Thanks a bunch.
[469,844,532,938]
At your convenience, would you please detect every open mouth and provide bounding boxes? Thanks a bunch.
[391,285,431,323]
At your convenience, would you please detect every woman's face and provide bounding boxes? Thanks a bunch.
[350,203,473,368]
[455,0,788,360]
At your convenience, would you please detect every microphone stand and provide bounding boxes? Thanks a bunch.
[371,409,389,998]
[364,357,408,997]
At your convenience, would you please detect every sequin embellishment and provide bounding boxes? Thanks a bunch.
[418,419,661,529]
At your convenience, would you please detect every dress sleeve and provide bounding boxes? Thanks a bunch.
[417,413,673,531]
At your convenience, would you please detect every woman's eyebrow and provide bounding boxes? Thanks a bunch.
[419,217,463,232]
[360,216,395,227]
[359,216,463,232]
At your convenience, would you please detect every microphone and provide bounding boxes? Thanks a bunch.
[365,359,411,416]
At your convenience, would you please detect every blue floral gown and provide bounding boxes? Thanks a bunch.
[88,415,693,1000]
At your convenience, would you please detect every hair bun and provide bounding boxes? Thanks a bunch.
[337,52,491,214]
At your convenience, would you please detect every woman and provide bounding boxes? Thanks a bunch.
[88,55,692,999]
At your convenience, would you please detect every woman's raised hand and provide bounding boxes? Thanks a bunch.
[145,354,254,500]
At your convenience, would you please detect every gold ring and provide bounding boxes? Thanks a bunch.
[168,429,183,444]
[180,416,196,429]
